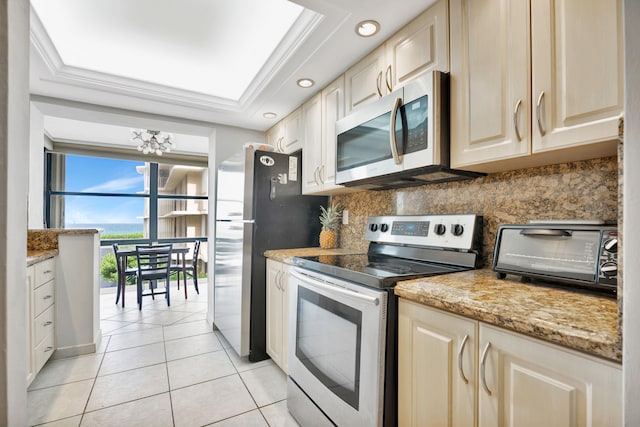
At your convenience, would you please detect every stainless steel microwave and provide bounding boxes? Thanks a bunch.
[335,71,482,190]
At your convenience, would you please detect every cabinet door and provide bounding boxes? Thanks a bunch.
[283,108,302,154]
[450,0,531,169]
[386,0,449,92]
[531,0,623,153]
[344,45,387,114]
[26,266,35,385]
[266,260,284,368]
[478,324,622,427]
[302,93,324,195]
[266,123,284,153]
[398,300,476,427]
[320,75,345,192]
[280,263,291,373]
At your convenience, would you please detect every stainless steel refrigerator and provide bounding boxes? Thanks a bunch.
[214,148,327,361]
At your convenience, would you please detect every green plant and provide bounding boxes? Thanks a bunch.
[100,252,137,285]
[319,204,341,231]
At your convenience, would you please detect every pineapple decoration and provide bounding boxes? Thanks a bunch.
[319,203,341,249]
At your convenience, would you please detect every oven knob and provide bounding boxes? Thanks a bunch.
[369,223,378,232]
[603,238,618,253]
[452,224,464,236]
[435,224,446,236]
[380,223,389,232]
[601,261,618,277]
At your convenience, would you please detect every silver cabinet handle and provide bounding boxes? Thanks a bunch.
[275,271,282,291]
[279,137,285,152]
[389,97,403,164]
[536,91,546,136]
[376,71,383,97]
[385,65,393,92]
[458,334,470,384]
[45,346,54,352]
[44,321,53,326]
[43,295,53,300]
[513,99,523,141]
[43,270,52,274]
[319,165,325,184]
[480,342,493,395]
[314,167,321,186]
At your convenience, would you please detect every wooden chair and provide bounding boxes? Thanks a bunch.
[113,243,137,307]
[135,244,173,310]
[171,240,201,297]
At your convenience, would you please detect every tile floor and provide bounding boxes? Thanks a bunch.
[27,283,300,427]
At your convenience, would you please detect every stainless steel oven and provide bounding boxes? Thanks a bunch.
[287,214,483,426]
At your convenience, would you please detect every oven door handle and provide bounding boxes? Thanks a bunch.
[519,229,573,237]
[291,270,380,306]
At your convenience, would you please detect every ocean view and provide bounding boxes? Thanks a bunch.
[67,223,144,235]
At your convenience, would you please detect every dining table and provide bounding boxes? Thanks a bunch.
[115,246,190,307]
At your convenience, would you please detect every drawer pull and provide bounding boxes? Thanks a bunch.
[43,270,53,274]
[43,295,53,300]
[44,346,54,352]
[480,342,493,396]
[44,321,53,326]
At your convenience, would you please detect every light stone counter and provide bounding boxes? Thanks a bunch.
[27,249,58,266]
[395,268,620,362]
[264,247,363,264]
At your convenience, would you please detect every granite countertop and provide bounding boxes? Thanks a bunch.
[264,247,363,264]
[27,249,58,266]
[395,268,620,362]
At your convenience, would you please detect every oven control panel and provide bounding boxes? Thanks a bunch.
[365,214,483,251]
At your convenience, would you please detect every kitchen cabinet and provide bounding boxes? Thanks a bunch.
[344,0,449,114]
[302,77,351,195]
[398,299,622,427]
[266,108,302,154]
[28,257,56,385]
[450,0,622,173]
[266,259,291,373]
[398,299,476,427]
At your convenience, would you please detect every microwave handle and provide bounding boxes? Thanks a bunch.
[519,229,573,237]
[389,97,403,164]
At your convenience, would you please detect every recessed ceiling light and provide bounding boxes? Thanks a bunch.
[355,20,380,37]
[263,112,277,119]
[296,78,315,88]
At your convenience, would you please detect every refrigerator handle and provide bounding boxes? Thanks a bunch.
[270,177,277,200]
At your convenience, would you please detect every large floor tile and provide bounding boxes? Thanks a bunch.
[99,342,165,376]
[100,320,131,335]
[29,353,103,390]
[173,311,208,323]
[105,327,164,352]
[80,393,173,427]
[171,375,256,427]
[36,415,82,427]
[210,409,268,426]
[260,400,300,427]
[86,364,169,411]
[224,347,274,373]
[27,379,94,426]
[164,332,222,361]
[239,364,287,407]
[163,319,212,341]
[106,322,160,335]
[167,350,235,390]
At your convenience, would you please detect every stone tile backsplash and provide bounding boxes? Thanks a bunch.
[333,156,618,266]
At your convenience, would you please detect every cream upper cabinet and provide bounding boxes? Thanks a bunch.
[265,122,284,153]
[266,259,290,373]
[319,76,345,192]
[302,92,324,195]
[399,299,622,427]
[266,108,302,154]
[398,299,476,427]
[479,324,622,427]
[345,0,449,114]
[450,0,531,168]
[451,0,621,172]
[530,0,623,153]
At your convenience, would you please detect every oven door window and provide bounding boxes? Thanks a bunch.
[295,286,362,410]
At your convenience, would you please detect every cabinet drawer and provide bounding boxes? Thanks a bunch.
[34,280,55,317]
[34,258,55,288]
[34,305,55,345]
[34,332,54,373]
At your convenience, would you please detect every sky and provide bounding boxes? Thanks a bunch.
[64,155,146,225]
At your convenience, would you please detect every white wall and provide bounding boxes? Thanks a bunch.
[0,0,30,424]
[623,0,640,424]
[29,103,46,228]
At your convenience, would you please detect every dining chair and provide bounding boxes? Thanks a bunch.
[113,243,137,307]
[135,244,173,310]
[170,240,201,297]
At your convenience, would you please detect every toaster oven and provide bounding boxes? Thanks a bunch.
[493,223,618,294]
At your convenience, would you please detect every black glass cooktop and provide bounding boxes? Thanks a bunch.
[293,253,469,289]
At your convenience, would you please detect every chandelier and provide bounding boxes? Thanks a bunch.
[131,129,174,156]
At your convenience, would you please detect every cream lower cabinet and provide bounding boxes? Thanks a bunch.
[266,259,290,373]
[450,0,622,173]
[27,257,56,386]
[398,299,622,427]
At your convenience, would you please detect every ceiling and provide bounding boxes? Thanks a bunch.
[30,0,435,150]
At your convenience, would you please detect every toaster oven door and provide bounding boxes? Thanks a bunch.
[493,227,603,284]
